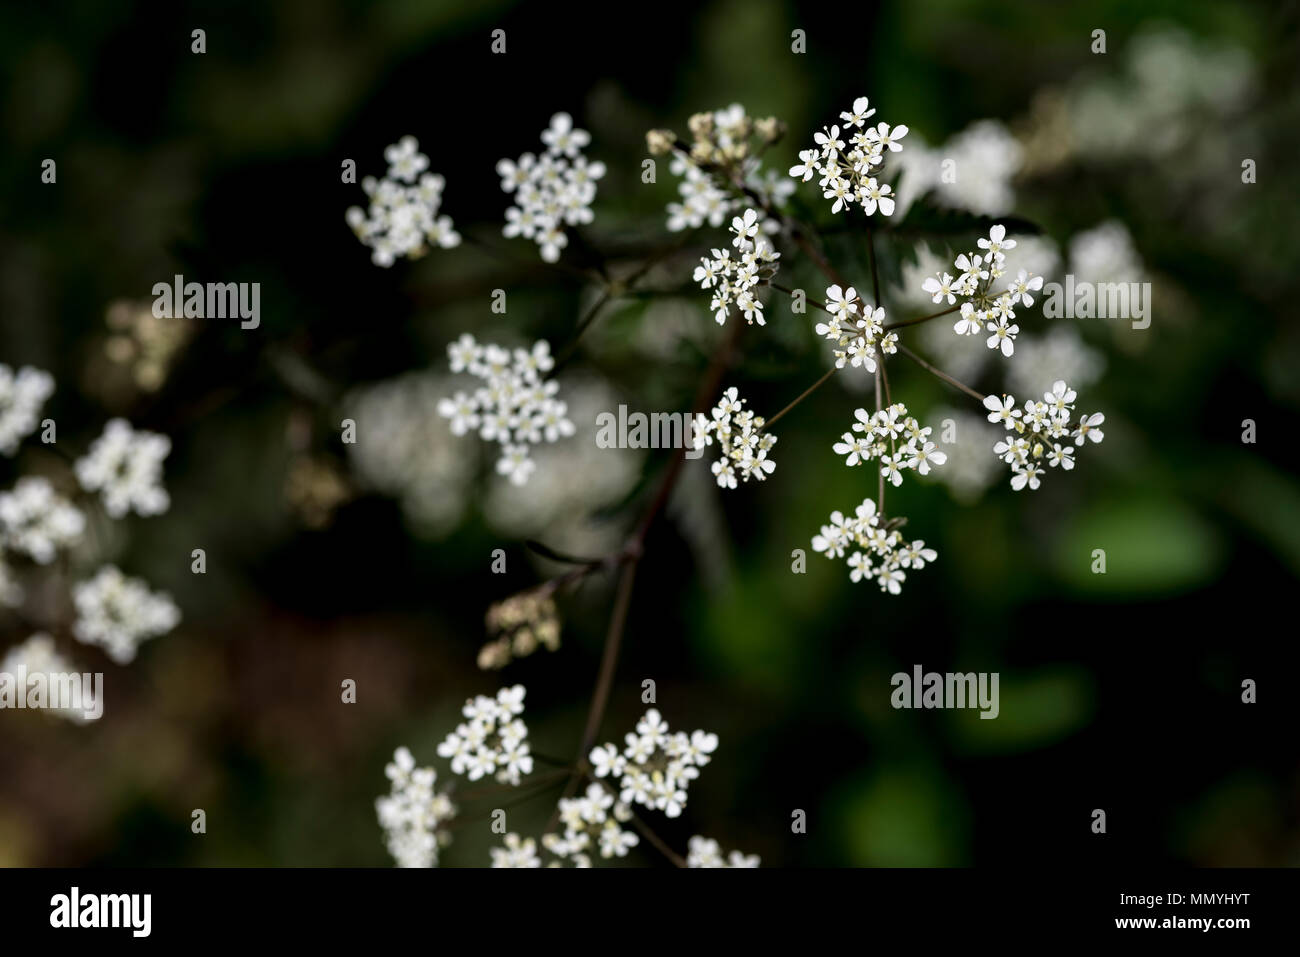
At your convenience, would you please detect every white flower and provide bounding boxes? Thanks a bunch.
[985,315,1019,357]
[695,209,781,325]
[384,135,429,182]
[810,497,936,594]
[985,386,1104,489]
[923,227,1042,354]
[590,710,717,820]
[791,98,904,217]
[687,835,760,868]
[74,419,170,518]
[0,633,99,723]
[0,365,54,455]
[839,96,876,128]
[437,685,534,785]
[346,138,460,266]
[72,565,179,664]
[696,388,777,489]
[490,833,541,868]
[1074,412,1105,445]
[922,273,957,305]
[835,403,945,487]
[438,337,572,487]
[540,112,590,158]
[0,476,85,564]
[501,113,602,261]
[376,747,456,868]
[662,105,793,233]
[543,783,638,865]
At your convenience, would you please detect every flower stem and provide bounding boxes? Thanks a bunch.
[764,366,837,428]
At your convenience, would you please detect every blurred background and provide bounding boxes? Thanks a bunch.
[1,0,1298,866]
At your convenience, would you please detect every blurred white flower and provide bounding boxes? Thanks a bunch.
[346,136,460,267]
[345,371,476,536]
[0,365,54,456]
[376,747,456,868]
[72,565,179,664]
[0,633,98,723]
[1006,325,1105,397]
[75,419,171,518]
[687,835,760,868]
[0,476,85,565]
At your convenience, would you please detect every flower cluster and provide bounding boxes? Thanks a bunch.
[647,103,792,233]
[789,97,907,215]
[498,112,604,262]
[490,832,542,868]
[922,225,1043,358]
[811,498,937,594]
[588,708,718,819]
[693,208,781,325]
[0,634,99,724]
[983,380,1105,490]
[0,476,85,565]
[346,136,461,267]
[687,835,760,868]
[692,387,777,489]
[72,565,181,664]
[436,685,533,785]
[832,403,947,487]
[74,419,171,518]
[541,784,639,865]
[814,284,897,373]
[375,747,457,868]
[0,364,54,455]
[478,590,561,670]
[438,335,574,487]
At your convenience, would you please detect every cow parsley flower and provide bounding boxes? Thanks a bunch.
[376,746,457,868]
[983,380,1104,490]
[813,284,898,373]
[0,476,85,564]
[693,387,777,489]
[589,708,717,819]
[0,365,54,455]
[652,103,793,233]
[72,565,180,664]
[687,835,760,868]
[346,136,461,267]
[541,783,639,866]
[499,112,604,262]
[74,419,171,518]
[437,335,574,486]
[0,633,99,723]
[832,403,947,485]
[790,97,906,216]
[490,832,542,868]
[694,208,781,325]
[922,225,1043,358]
[811,497,936,594]
[436,685,534,785]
